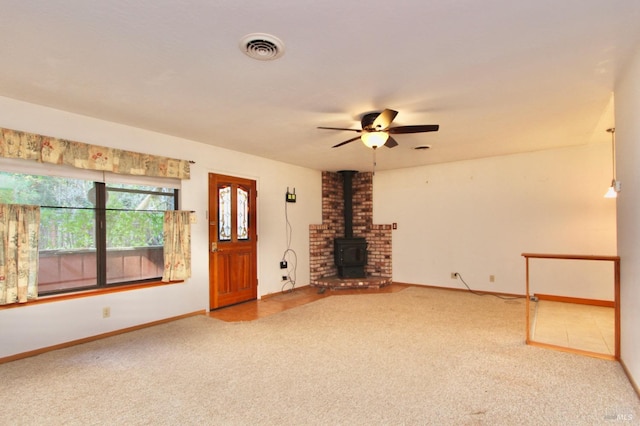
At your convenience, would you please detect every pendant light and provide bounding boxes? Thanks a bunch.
[604,128,621,198]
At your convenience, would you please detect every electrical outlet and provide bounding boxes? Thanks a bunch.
[280,260,287,269]
[489,275,495,283]
[286,187,297,203]
[451,272,458,279]
[102,307,111,318]
[282,275,288,281]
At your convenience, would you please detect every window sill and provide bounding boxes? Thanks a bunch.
[0,280,184,309]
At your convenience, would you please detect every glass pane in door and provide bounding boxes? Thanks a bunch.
[237,186,249,240]
[218,185,231,241]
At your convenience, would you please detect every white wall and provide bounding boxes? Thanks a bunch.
[615,44,640,390]
[0,96,321,359]
[373,143,617,297]
[528,259,614,301]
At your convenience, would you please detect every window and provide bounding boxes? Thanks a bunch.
[0,171,177,295]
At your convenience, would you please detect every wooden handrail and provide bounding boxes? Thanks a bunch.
[521,253,619,261]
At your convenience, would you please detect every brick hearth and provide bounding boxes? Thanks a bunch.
[313,275,393,289]
[309,171,392,289]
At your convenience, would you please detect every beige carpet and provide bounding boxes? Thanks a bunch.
[1,286,638,425]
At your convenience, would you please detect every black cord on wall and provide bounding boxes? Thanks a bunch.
[454,272,524,300]
[281,198,298,293]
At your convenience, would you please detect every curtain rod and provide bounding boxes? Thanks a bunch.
[40,205,195,213]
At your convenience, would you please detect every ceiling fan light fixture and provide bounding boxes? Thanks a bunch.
[361,131,389,149]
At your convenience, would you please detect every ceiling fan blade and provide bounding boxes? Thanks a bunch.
[384,136,399,148]
[388,124,439,134]
[372,109,398,130]
[332,136,362,148]
[318,126,362,133]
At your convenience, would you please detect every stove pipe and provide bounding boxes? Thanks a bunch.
[338,170,357,238]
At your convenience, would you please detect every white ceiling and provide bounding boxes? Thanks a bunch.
[1,1,639,172]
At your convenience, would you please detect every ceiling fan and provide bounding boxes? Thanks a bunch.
[318,109,439,149]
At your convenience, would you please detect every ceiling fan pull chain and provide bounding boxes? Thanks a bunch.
[372,147,377,176]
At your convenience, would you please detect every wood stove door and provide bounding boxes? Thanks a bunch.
[208,173,257,309]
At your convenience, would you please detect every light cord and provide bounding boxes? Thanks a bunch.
[281,198,297,293]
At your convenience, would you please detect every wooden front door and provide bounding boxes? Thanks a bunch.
[209,173,257,309]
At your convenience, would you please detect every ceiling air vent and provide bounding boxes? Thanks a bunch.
[239,33,285,61]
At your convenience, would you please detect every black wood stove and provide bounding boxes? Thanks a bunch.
[334,170,367,278]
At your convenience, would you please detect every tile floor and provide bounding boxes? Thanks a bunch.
[530,300,615,356]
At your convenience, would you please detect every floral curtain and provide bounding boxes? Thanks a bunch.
[0,127,190,179]
[0,204,40,305]
[162,211,192,282]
